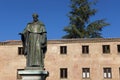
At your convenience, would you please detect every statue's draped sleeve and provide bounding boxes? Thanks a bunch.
[40,23,47,58]
[21,23,31,55]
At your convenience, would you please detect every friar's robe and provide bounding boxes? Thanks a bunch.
[21,21,47,69]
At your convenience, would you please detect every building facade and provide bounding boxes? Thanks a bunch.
[0,38,120,80]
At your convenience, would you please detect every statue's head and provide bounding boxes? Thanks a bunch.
[32,13,39,18]
[32,13,39,22]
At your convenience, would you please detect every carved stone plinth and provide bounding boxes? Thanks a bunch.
[18,70,49,80]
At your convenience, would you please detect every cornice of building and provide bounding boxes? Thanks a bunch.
[0,40,21,45]
[48,38,120,44]
[0,38,120,45]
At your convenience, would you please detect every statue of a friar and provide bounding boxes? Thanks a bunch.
[20,13,47,70]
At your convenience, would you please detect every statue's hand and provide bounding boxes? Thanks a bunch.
[24,52,27,56]
[19,33,23,35]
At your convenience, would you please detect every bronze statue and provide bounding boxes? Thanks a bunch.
[20,13,47,69]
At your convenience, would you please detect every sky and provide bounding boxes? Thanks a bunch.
[0,0,120,41]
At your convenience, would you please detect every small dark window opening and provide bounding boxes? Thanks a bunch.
[18,47,24,55]
[119,68,120,76]
[82,46,89,54]
[117,45,120,53]
[60,68,67,79]
[103,45,110,53]
[60,46,67,54]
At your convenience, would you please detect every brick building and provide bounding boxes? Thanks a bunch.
[0,38,120,80]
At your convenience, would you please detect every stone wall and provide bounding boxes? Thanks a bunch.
[0,38,120,80]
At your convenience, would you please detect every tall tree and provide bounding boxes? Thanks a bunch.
[62,0,109,38]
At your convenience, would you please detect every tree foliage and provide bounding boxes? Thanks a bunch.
[62,0,109,38]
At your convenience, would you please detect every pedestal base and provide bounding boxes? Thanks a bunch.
[18,70,49,80]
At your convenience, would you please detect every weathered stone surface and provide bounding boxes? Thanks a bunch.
[0,38,120,80]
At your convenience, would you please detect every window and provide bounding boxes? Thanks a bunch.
[117,45,120,53]
[82,68,90,79]
[17,69,24,79]
[119,68,120,77]
[60,68,67,79]
[103,45,110,53]
[118,68,120,79]
[103,68,112,78]
[60,46,67,54]
[18,47,24,55]
[82,45,89,54]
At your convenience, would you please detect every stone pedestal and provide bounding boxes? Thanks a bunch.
[18,70,49,80]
